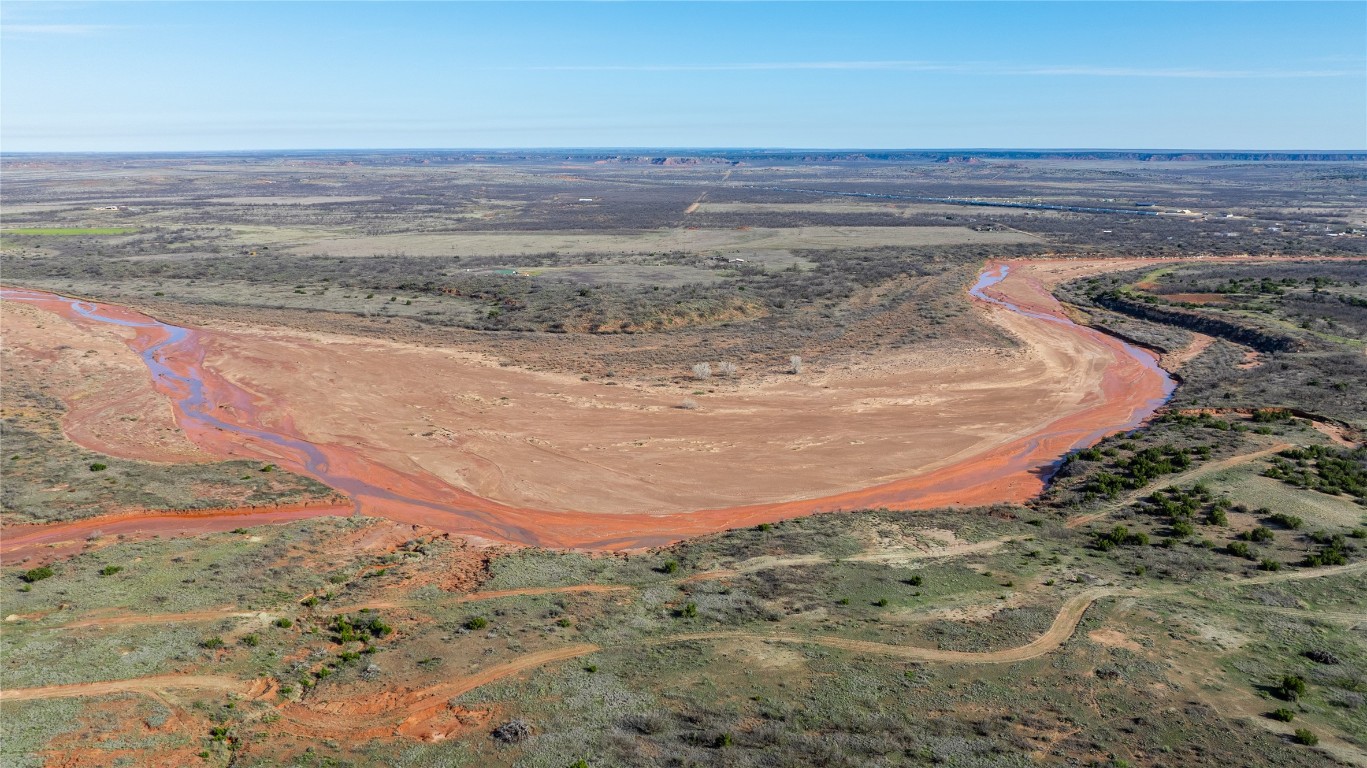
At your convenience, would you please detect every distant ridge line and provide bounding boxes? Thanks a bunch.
[4,149,1366,163]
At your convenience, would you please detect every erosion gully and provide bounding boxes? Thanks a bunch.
[1,260,1175,559]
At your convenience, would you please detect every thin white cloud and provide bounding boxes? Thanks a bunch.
[1007,65,1358,79]
[2,23,118,36]
[522,60,955,73]
[515,60,1361,79]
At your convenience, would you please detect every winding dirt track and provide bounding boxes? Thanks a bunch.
[33,584,632,631]
[0,675,258,703]
[663,587,1111,664]
[5,563,1361,743]
[276,644,602,737]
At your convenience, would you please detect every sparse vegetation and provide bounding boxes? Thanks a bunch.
[20,566,54,583]
[3,152,1365,767]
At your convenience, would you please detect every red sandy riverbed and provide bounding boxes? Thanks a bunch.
[1,258,1175,555]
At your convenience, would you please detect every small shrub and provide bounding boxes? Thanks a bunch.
[1277,674,1308,701]
[240,634,260,647]
[200,636,225,650]
[21,566,54,583]
[88,463,107,472]
[275,617,293,628]
[1269,512,1303,529]
[1269,708,1296,722]
[874,598,889,607]
[465,616,488,630]
[98,565,122,576]
[1292,728,1318,746]
[660,560,680,575]
[1096,524,1149,549]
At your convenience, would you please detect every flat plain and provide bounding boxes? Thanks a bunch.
[2,150,1365,767]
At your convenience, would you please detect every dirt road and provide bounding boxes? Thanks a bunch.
[663,587,1111,664]
[0,675,258,702]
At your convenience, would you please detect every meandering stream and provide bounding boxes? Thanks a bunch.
[2,260,1176,557]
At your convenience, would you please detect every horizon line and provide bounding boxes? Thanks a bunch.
[4,146,1366,156]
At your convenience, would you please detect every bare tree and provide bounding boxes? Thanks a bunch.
[789,355,803,375]
[692,362,712,380]
[716,361,737,377]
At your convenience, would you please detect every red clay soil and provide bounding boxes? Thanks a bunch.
[1,503,351,564]
[1,299,210,462]
[1158,333,1216,373]
[1,259,1176,551]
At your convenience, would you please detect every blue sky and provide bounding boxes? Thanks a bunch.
[3,2,1364,151]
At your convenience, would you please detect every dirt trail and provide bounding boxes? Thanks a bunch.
[8,561,1364,745]
[1064,443,1292,530]
[276,644,600,737]
[52,609,274,630]
[1314,420,1361,448]
[1159,593,1366,627]
[1,503,352,565]
[1159,332,1216,372]
[31,534,1001,632]
[33,584,631,631]
[0,675,258,702]
[663,587,1110,664]
[336,584,632,613]
[684,536,1024,582]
